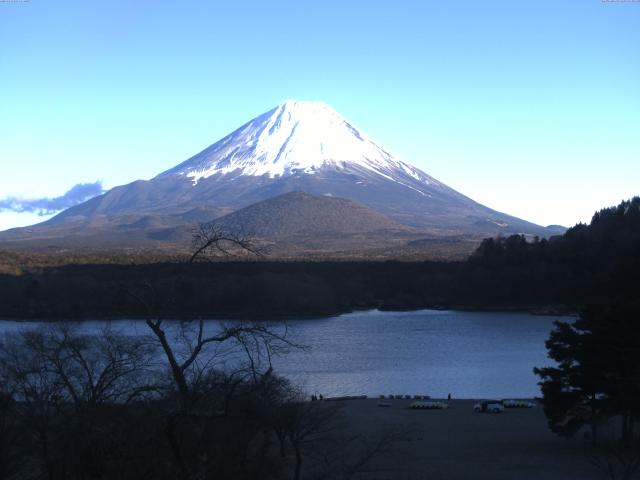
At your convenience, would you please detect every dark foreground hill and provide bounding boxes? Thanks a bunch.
[215,191,408,237]
[0,197,636,320]
[208,191,430,256]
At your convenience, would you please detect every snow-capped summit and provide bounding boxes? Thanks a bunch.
[160,100,436,193]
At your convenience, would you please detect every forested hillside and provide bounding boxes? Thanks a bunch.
[0,198,637,320]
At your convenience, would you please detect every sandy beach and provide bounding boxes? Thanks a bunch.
[335,398,602,480]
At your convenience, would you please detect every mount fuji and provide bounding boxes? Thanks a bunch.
[0,100,562,254]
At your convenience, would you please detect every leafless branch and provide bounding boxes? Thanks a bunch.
[190,222,264,263]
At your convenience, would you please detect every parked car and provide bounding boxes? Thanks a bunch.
[503,399,536,408]
[473,400,505,413]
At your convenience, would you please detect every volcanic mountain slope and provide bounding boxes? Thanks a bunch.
[0,100,563,252]
[46,102,554,231]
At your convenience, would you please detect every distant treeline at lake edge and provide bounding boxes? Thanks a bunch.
[0,197,638,320]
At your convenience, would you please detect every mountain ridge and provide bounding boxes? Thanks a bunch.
[0,100,564,254]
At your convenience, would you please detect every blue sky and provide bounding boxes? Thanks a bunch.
[1,0,638,230]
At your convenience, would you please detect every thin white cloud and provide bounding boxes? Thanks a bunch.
[0,181,104,216]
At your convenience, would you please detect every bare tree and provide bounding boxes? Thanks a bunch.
[143,316,297,409]
[1,329,70,480]
[0,325,160,480]
[122,224,291,409]
[190,221,263,263]
[118,224,304,480]
[2,325,159,408]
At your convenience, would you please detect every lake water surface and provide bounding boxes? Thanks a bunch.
[0,309,565,399]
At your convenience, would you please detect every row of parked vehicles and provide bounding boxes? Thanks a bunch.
[404,399,536,412]
[473,399,536,413]
[379,397,537,411]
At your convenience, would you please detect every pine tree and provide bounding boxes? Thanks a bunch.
[535,303,640,444]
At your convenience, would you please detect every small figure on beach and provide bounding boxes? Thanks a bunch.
[319,393,323,400]
[447,393,451,400]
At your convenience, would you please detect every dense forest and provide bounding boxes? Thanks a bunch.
[0,197,638,320]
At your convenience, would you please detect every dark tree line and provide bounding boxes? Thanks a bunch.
[530,198,640,478]
[472,197,640,302]
[2,197,639,322]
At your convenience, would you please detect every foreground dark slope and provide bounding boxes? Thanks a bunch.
[1,197,637,319]
[208,191,432,256]
[214,191,409,237]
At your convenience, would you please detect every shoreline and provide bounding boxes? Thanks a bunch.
[0,304,578,322]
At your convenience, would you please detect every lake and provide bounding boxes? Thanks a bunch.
[0,309,565,399]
